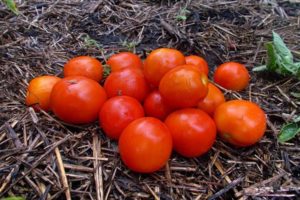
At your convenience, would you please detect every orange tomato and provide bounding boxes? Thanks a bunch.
[25,75,61,111]
[104,68,149,102]
[165,109,216,157]
[144,48,185,86]
[214,100,266,147]
[143,90,173,120]
[50,76,107,124]
[64,56,103,82]
[99,96,144,140]
[119,117,172,173]
[159,65,209,108]
[197,83,225,116]
[185,55,209,76]
[213,62,249,91]
[107,52,143,72]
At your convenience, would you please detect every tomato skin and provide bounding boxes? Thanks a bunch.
[159,65,209,109]
[197,83,225,116]
[143,90,173,120]
[104,68,149,102]
[25,75,61,111]
[144,48,186,86]
[99,96,144,140]
[107,52,143,72]
[213,62,249,91]
[64,56,103,82]
[119,117,172,173]
[50,76,107,124]
[214,100,266,147]
[185,55,209,76]
[165,109,216,158]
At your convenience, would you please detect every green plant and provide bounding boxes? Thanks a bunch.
[253,31,300,78]
[1,0,19,15]
[176,7,190,21]
[278,116,300,143]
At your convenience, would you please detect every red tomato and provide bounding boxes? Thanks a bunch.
[159,65,209,108]
[213,62,249,91]
[214,100,266,147]
[64,56,103,82]
[104,68,149,102]
[99,96,144,140]
[107,52,143,72]
[143,90,173,120]
[119,117,172,173]
[185,55,209,76]
[25,75,61,111]
[165,108,216,158]
[197,83,225,116]
[50,76,107,124]
[144,48,185,86]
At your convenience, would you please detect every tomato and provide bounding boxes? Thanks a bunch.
[213,62,249,91]
[104,68,149,102]
[197,83,225,116]
[119,117,172,173]
[25,75,61,111]
[107,52,143,72]
[185,55,209,76]
[99,96,144,140]
[143,90,173,120]
[50,76,107,124]
[64,56,103,82]
[144,48,185,86]
[165,109,216,158]
[159,65,209,108]
[214,100,266,147]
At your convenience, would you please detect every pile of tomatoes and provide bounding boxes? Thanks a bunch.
[25,48,267,173]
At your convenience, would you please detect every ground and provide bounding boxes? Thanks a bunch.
[0,0,300,199]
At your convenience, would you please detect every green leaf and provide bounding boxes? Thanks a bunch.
[1,197,25,200]
[293,115,300,123]
[291,92,300,98]
[272,31,293,63]
[278,123,300,143]
[2,0,19,15]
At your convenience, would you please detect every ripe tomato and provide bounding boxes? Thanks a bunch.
[144,48,185,86]
[119,117,172,173]
[159,65,209,108]
[165,108,216,158]
[104,68,149,102]
[214,100,266,147]
[99,96,144,140]
[213,62,249,91]
[143,90,173,120]
[25,75,61,111]
[197,83,225,116]
[50,76,107,124]
[107,52,143,72]
[185,55,209,76]
[64,56,103,82]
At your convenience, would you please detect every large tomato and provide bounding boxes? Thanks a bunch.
[165,109,216,158]
[104,68,149,102]
[214,100,266,147]
[185,55,209,76]
[119,117,172,173]
[143,90,173,120]
[64,56,103,82]
[50,76,107,124]
[144,48,185,86]
[197,83,225,116]
[107,52,143,72]
[159,65,209,108]
[99,96,144,140]
[213,62,249,91]
[25,75,61,111]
